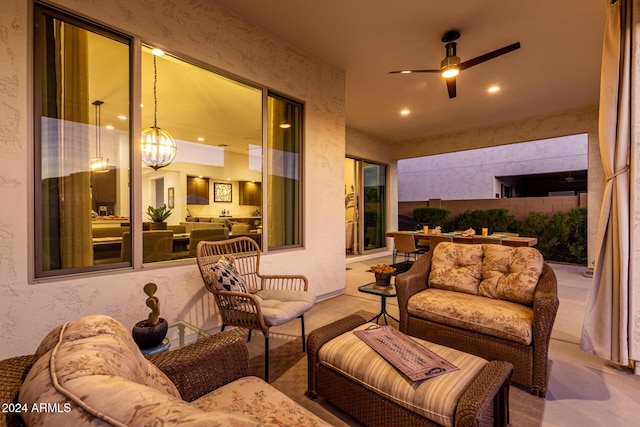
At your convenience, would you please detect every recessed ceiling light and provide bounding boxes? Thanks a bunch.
[105,125,114,130]
[488,85,501,93]
[151,48,165,56]
[118,115,127,120]
[197,137,205,141]
[400,109,410,116]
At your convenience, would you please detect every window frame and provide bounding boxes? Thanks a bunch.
[33,3,134,278]
[32,6,306,280]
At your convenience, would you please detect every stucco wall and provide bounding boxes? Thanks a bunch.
[0,0,346,358]
[398,134,588,201]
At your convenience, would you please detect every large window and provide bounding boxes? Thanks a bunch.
[33,5,304,278]
[34,5,131,277]
[267,94,303,249]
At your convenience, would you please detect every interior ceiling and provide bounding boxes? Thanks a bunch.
[215,0,606,143]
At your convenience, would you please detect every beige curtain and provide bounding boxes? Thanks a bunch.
[56,21,93,268]
[580,0,634,366]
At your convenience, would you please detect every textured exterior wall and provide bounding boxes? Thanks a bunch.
[0,0,345,358]
[398,134,588,201]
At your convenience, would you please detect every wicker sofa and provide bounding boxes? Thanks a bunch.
[1,314,331,427]
[396,242,559,397]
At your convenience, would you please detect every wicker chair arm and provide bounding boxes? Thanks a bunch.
[260,274,309,292]
[306,314,367,398]
[532,263,560,338]
[395,251,432,332]
[147,330,249,402]
[455,361,513,427]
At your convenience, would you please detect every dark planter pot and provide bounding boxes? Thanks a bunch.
[149,222,167,230]
[132,318,168,349]
[374,273,392,287]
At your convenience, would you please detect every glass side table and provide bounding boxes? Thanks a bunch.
[357,282,399,325]
[141,320,209,355]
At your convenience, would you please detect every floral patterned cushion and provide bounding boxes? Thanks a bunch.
[19,314,330,427]
[428,242,483,295]
[408,288,534,345]
[479,244,544,305]
[192,376,332,426]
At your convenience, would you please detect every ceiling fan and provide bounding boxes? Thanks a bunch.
[389,30,521,99]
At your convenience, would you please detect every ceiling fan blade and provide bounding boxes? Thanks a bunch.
[446,78,456,98]
[459,42,520,71]
[388,69,440,74]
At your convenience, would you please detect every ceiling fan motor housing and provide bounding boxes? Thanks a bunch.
[441,53,460,70]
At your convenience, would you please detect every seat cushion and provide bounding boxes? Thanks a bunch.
[192,376,332,426]
[254,289,316,326]
[318,323,488,427]
[479,244,544,305]
[428,242,483,295]
[408,288,534,345]
[231,223,251,234]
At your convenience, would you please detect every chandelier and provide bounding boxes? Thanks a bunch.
[141,51,177,171]
[90,100,108,172]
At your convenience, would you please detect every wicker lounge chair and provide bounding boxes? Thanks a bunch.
[196,237,315,382]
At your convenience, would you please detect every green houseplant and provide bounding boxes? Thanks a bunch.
[146,204,172,230]
[131,282,168,349]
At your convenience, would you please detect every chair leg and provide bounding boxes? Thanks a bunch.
[392,249,397,264]
[221,324,226,331]
[264,335,269,383]
[300,315,306,352]
[247,328,252,342]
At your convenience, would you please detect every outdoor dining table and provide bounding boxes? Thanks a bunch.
[385,231,537,247]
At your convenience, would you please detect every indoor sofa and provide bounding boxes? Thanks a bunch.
[5,314,330,426]
[396,242,559,397]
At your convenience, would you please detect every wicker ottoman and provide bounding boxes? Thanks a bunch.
[307,315,513,427]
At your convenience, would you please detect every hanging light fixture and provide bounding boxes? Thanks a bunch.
[90,100,108,172]
[141,50,177,171]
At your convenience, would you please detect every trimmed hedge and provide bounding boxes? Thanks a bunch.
[429,207,587,265]
[445,208,517,234]
[517,208,587,265]
[412,207,451,227]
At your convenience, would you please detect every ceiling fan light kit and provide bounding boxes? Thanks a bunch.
[390,30,520,98]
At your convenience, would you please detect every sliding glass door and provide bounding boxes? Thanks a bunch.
[363,162,386,251]
[345,158,387,254]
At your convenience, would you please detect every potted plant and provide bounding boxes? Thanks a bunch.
[131,282,168,349]
[146,204,172,230]
[370,264,396,287]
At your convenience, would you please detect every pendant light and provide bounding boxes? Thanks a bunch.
[141,50,177,171]
[90,100,108,172]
